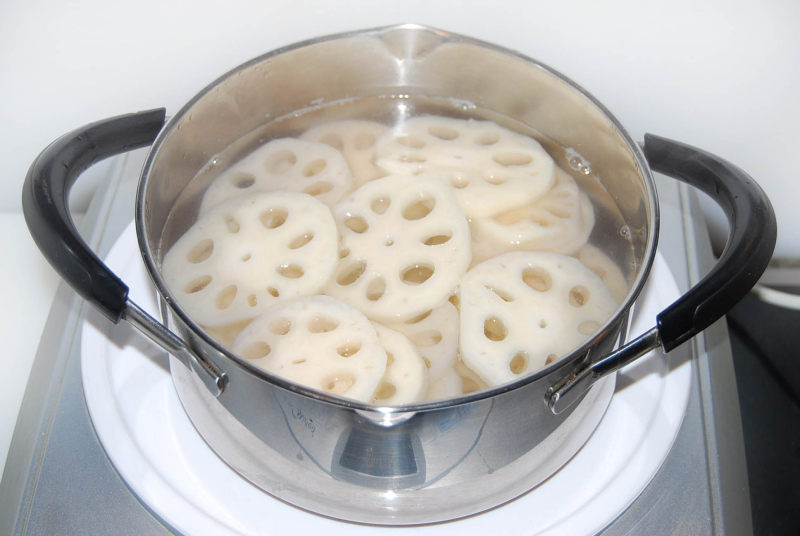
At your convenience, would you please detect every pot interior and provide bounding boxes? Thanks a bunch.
[137,24,657,403]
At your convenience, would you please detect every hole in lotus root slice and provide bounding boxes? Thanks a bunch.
[241,341,271,360]
[288,233,314,249]
[402,196,436,220]
[186,238,214,263]
[307,315,339,333]
[450,175,469,189]
[223,214,240,233]
[569,285,590,307]
[427,124,459,140]
[230,172,255,189]
[302,158,327,177]
[483,316,507,342]
[396,135,426,149]
[401,264,434,285]
[269,317,291,335]
[215,285,238,310]
[241,252,252,262]
[302,181,334,197]
[247,294,257,307]
[267,286,280,298]
[265,149,297,174]
[474,132,500,146]
[344,215,369,233]
[483,173,508,186]
[365,277,386,301]
[260,207,288,229]
[405,309,433,324]
[578,320,601,336]
[448,294,460,308]
[185,275,212,294]
[423,233,452,246]
[522,266,552,292]
[373,381,397,401]
[276,264,304,279]
[509,352,528,375]
[336,261,366,286]
[337,341,362,358]
[321,372,356,395]
[484,284,514,303]
[370,196,391,214]
[493,152,533,167]
[338,247,351,259]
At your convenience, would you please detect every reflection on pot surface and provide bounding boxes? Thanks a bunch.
[170,349,614,523]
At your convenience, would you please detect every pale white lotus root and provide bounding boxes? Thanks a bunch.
[162,191,338,327]
[454,360,490,394]
[388,300,459,386]
[470,167,595,262]
[424,360,490,400]
[459,251,618,386]
[372,325,428,405]
[326,175,471,322]
[426,369,463,401]
[577,244,630,303]
[231,296,387,402]
[199,138,354,214]
[300,120,389,186]
[202,319,252,349]
[374,116,556,218]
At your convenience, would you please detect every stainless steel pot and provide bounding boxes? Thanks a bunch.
[23,24,775,525]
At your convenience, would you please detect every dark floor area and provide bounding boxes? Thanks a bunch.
[727,289,800,536]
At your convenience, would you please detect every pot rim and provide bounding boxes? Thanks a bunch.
[135,23,659,413]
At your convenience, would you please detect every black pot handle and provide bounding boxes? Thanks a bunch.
[23,109,166,323]
[547,134,776,413]
[22,109,227,396]
[644,134,777,351]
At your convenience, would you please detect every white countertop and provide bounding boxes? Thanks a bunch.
[0,212,61,482]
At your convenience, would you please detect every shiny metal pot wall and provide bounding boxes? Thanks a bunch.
[142,25,646,522]
[169,348,615,522]
[23,25,775,525]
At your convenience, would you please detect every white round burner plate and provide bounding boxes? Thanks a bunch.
[81,222,689,535]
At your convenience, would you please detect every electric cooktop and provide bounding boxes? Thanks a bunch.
[0,148,753,535]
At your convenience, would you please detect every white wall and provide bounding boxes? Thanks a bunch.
[2,0,798,257]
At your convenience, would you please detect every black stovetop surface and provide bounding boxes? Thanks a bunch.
[727,287,800,535]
